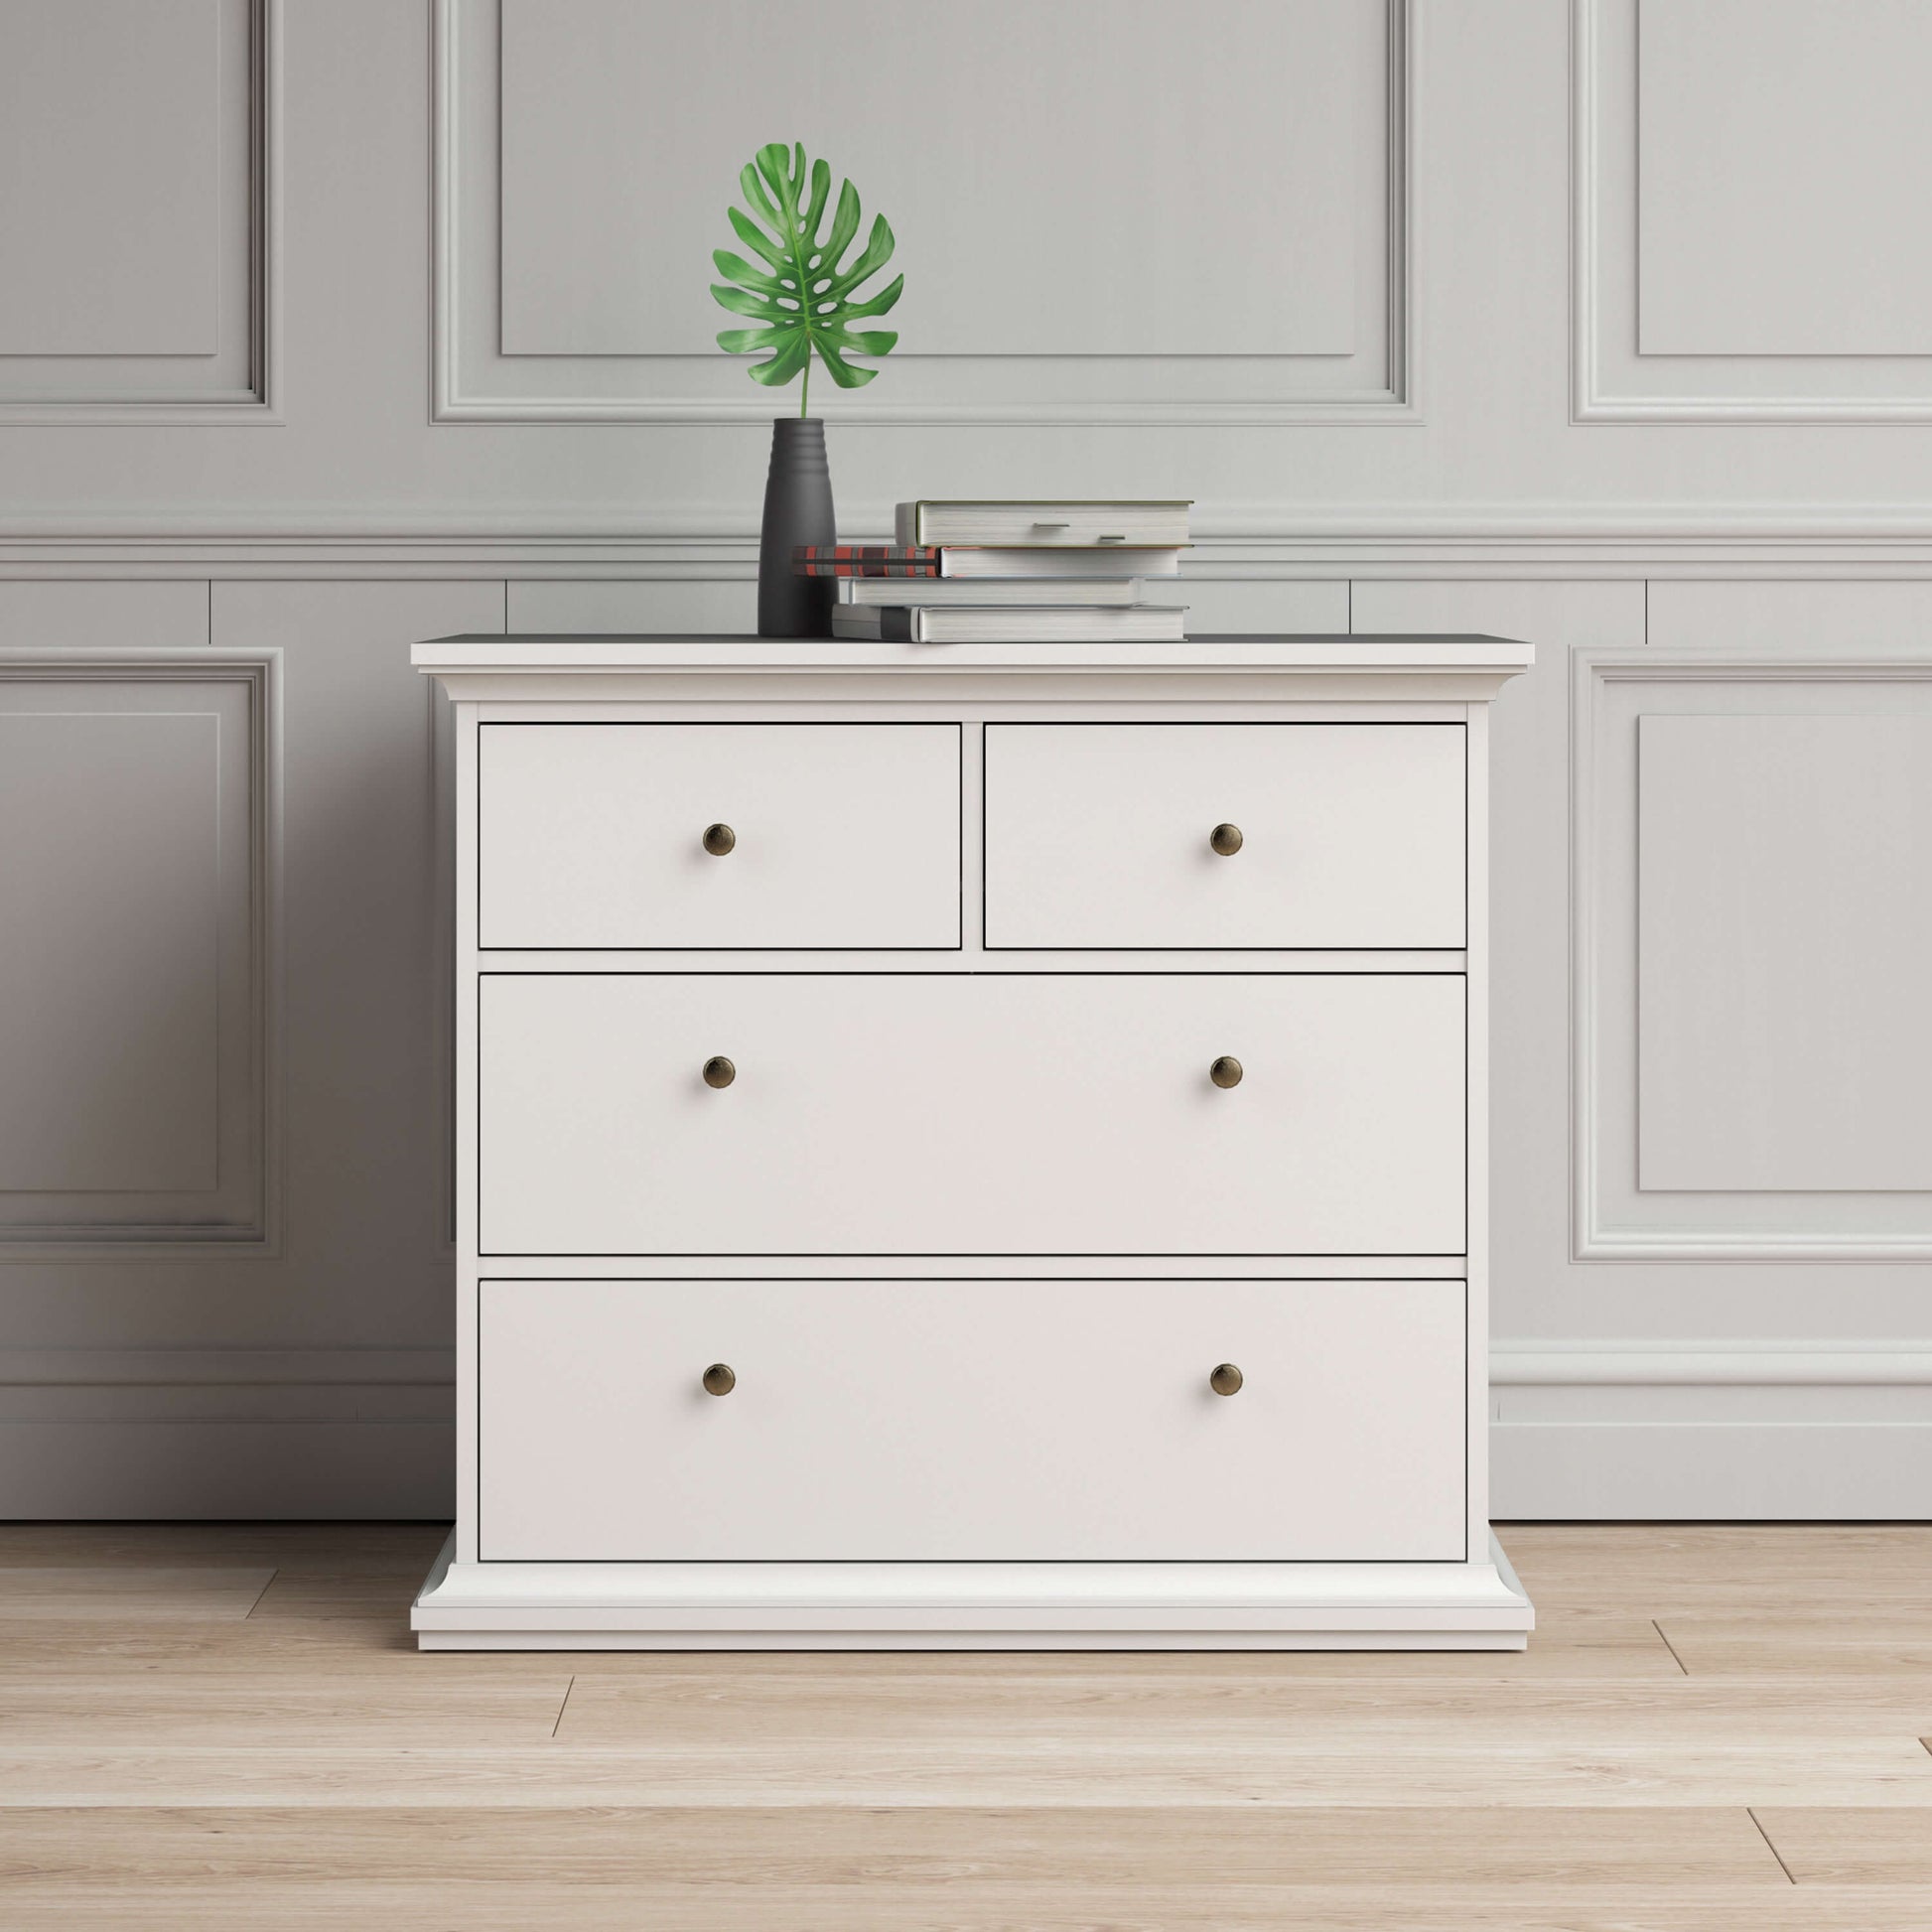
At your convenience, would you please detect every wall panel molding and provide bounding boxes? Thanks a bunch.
[1574,645,1932,1259]
[0,650,282,1257]
[1573,0,1932,424]
[432,0,1419,426]
[0,0,281,425]
[27,511,1932,579]
[1493,1341,1932,1387]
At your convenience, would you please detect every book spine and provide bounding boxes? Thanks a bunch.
[878,607,915,643]
[793,544,939,578]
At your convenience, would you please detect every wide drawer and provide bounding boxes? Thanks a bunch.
[478,1277,1468,1562]
[983,724,1465,948]
[479,972,1464,1255]
[478,723,961,949]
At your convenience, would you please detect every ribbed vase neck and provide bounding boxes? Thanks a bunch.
[756,415,836,637]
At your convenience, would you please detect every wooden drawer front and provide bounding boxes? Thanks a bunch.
[479,724,961,949]
[984,724,1465,949]
[479,1278,1467,1562]
[479,973,1464,1255]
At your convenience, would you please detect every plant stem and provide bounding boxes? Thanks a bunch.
[800,355,809,420]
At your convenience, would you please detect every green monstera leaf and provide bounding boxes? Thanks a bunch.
[711,142,901,415]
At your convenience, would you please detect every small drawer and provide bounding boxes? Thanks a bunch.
[479,971,1465,1256]
[983,724,1465,949]
[479,723,961,949]
[479,1277,1468,1562]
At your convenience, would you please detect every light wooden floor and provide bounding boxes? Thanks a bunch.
[2,1525,1931,1928]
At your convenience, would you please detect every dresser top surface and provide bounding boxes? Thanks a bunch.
[413,632,1534,681]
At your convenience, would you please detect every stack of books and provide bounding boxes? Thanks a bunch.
[797,498,1190,642]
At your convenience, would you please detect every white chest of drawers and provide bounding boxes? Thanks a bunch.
[411,632,1535,1649]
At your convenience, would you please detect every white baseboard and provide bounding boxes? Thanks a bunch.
[0,1422,453,1519]
[1492,1425,1932,1520]
[0,1347,455,1517]
[1491,1342,1932,1519]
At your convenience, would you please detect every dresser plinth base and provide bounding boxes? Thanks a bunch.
[411,1531,1533,1651]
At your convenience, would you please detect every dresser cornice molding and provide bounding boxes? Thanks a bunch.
[413,631,1534,706]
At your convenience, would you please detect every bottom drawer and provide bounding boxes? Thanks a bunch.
[478,1279,1467,1563]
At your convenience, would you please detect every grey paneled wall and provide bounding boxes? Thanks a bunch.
[1,0,1930,1515]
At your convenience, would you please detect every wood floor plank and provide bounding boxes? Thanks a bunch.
[19,1883,1932,1932]
[0,1620,1674,1685]
[1,1741,1926,1807]
[1499,1527,1932,1612]
[245,1570,441,1621]
[0,1568,274,1622]
[1660,1616,1932,1678]
[0,1804,1784,1885]
[0,1616,420,1671]
[515,1612,1680,1682]
[34,1885,1932,1932]
[0,1616,563,1677]
[0,1676,574,1747]
[1755,1808,1932,1883]
[0,1600,1669,1681]
[551,1667,1932,1744]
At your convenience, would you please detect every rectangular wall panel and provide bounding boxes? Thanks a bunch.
[0,659,277,1249]
[1637,713,1932,1192]
[1637,0,1932,355]
[0,0,277,420]
[1577,645,1932,1256]
[438,0,1413,422]
[499,0,1359,358]
[0,0,219,353]
[0,711,219,1190]
[1575,0,1932,419]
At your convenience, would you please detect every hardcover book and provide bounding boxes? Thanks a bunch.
[893,501,1193,547]
[795,543,1186,580]
[835,577,1144,608]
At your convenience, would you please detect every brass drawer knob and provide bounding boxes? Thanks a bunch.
[702,822,737,856]
[1209,1362,1244,1397]
[702,1362,737,1397]
[702,1055,736,1089]
[1209,1055,1243,1089]
[1209,822,1244,856]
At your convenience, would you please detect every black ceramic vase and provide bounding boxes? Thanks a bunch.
[757,416,835,637]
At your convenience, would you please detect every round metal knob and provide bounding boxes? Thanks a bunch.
[702,1362,737,1397]
[1209,822,1244,857]
[1209,1362,1244,1397]
[702,1055,736,1089]
[702,822,736,857]
[1209,1055,1244,1089]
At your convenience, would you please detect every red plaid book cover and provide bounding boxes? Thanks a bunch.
[793,544,941,578]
